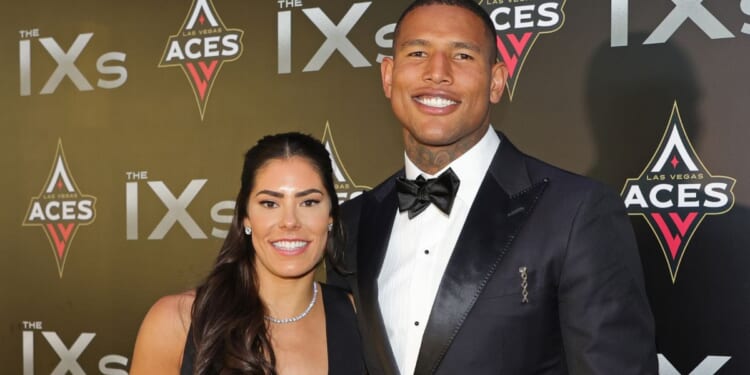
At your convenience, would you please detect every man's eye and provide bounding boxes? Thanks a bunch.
[407,51,426,57]
[456,53,473,60]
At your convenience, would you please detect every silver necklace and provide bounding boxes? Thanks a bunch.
[264,282,318,324]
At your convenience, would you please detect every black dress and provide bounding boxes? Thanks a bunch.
[180,283,364,374]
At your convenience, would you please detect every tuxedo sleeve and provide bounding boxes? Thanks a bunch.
[557,186,658,374]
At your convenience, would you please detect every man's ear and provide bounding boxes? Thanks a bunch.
[381,56,394,99]
[489,61,508,104]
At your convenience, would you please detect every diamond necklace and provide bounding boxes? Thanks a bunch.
[264,282,318,324]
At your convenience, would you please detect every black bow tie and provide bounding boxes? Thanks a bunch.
[396,168,460,219]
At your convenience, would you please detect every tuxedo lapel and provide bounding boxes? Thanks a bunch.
[414,134,549,374]
[357,177,400,374]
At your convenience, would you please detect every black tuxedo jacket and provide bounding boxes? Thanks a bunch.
[329,132,657,374]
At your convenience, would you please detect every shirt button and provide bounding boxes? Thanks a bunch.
[414,321,420,326]
[424,249,430,255]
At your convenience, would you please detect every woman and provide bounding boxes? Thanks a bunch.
[130,133,363,374]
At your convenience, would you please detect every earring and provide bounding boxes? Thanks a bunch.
[244,226,252,235]
[327,223,333,232]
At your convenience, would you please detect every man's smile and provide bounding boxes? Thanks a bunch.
[414,95,459,108]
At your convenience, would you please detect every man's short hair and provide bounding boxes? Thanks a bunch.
[393,0,499,62]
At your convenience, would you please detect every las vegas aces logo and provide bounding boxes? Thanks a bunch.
[159,0,244,120]
[23,140,97,277]
[480,0,566,100]
[621,102,735,282]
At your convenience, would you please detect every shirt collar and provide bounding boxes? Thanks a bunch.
[403,127,500,204]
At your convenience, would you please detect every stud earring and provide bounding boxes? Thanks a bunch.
[244,226,252,235]
[327,223,333,232]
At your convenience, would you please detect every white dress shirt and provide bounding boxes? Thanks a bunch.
[377,127,500,375]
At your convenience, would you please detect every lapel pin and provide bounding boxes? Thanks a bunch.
[519,266,529,303]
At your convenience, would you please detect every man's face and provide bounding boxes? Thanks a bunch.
[382,4,507,151]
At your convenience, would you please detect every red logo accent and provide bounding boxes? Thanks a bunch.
[185,61,219,100]
[650,212,698,259]
[47,223,75,260]
[496,33,532,78]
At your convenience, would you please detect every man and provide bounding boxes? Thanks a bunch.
[329,1,658,374]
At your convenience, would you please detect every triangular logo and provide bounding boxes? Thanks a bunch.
[621,102,735,282]
[321,122,371,203]
[482,0,567,100]
[23,140,97,277]
[159,0,244,120]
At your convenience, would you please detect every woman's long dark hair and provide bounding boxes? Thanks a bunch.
[191,133,345,374]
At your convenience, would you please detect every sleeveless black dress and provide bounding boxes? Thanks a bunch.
[180,283,364,374]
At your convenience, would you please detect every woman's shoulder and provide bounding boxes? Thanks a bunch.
[139,290,195,336]
[129,290,196,374]
[149,290,196,326]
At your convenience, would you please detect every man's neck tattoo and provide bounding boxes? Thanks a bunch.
[405,132,484,175]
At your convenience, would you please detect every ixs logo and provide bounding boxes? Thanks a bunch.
[480,0,566,100]
[21,321,128,375]
[277,1,395,74]
[321,122,370,203]
[611,0,750,47]
[125,172,233,240]
[23,140,96,277]
[159,0,244,120]
[621,102,735,282]
[18,28,127,96]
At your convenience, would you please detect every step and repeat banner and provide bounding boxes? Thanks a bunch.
[2,0,748,373]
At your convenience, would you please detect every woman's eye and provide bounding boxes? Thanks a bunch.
[302,199,321,207]
[260,201,278,208]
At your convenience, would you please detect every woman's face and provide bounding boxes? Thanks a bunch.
[244,156,332,282]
